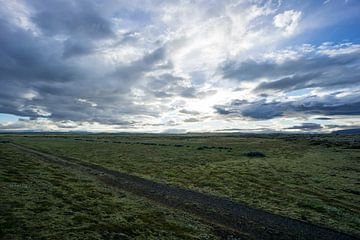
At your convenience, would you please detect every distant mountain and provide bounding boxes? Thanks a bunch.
[333,128,360,135]
[0,131,90,134]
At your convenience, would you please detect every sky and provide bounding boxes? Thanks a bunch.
[0,0,359,133]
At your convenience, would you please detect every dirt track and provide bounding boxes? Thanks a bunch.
[11,143,359,240]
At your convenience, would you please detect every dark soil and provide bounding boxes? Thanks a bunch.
[10,143,359,240]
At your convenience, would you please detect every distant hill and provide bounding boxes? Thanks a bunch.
[333,128,360,135]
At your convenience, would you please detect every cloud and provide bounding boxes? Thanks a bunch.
[179,109,201,115]
[144,73,216,100]
[286,123,322,130]
[273,10,302,35]
[30,0,114,39]
[162,128,187,134]
[221,43,360,93]
[215,128,274,133]
[255,73,322,92]
[0,121,30,131]
[62,39,95,58]
[183,118,200,123]
[315,117,332,120]
[214,92,360,120]
[0,13,168,125]
[113,46,169,88]
[0,1,359,132]
[0,118,79,132]
[0,20,77,83]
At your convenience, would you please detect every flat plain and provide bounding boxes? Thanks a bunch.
[0,133,359,239]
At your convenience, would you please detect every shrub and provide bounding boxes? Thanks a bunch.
[245,151,265,157]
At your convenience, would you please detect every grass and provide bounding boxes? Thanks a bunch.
[1,133,359,237]
[0,143,218,240]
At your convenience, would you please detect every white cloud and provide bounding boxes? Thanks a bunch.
[77,98,98,107]
[273,10,302,35]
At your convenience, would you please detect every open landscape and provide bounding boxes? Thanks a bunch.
[1,0,360,239]
[1,133,359,239]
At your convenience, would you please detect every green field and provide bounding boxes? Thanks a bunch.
[1,133,359,238]
[0,143,219,240]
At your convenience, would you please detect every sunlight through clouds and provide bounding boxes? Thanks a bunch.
[0,0,359,133]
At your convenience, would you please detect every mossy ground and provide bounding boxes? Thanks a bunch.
[1,133,359,237]
[0,143,218,240]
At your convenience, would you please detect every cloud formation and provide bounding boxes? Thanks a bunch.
[0,0,359,132]
[215,91,360,120]
[287,123,322,130]
[31,0,114,39]
[222,45,360,92]
[273,10,302,35]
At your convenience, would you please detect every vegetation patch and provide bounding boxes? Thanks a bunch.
[244,151,265,157]
[0,144,218,240]
[1,133,359,237]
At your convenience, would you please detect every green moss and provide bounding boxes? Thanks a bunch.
[0,144,217,240]
[2,134,360,236]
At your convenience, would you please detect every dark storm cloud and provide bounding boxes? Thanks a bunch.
[0,16,78,120]
[0,12,166,125]
[222,53,358,81]
[114,47,168,86]
[30,0,114,39]
[39,94,159,124]
[222,51,360,92]
[220,49,360,121]
[287,123,322,130]
[214,93,360,119]
[324,124,360,129]
[0,20,76,83]
[0,17,86,119]
[62,39,94,58]
[215,128,275,132]
[27,0,117,60]
[255,72,322,92]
